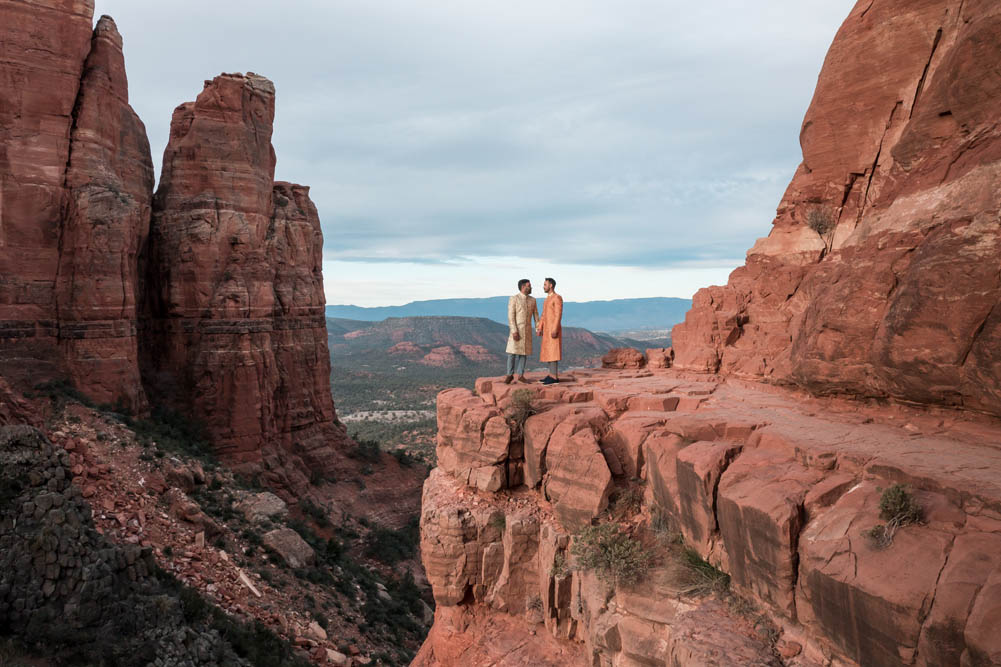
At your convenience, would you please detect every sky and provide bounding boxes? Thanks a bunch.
[93,0,853,306]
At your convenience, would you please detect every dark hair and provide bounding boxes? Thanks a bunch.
[518,278,530,290]
[545,277,556,288]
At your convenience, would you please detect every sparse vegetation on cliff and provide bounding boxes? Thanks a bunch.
[680,547,731,596]
[863,483,923,549]
[571,523,652,587]
[505,389,537,439]
[806,206,836,236]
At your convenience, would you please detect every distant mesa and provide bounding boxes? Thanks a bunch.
[328,315,659,369]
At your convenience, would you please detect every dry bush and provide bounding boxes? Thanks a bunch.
[505,389,536,439]
[806,207,836,236]
[571,523,652,587]
[864,484,923,549]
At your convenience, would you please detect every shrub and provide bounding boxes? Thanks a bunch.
[806,207,836,236]
[505,389,536,439]
[348,437,383,463]
[300,498,331,527]
[488,512,506,533]
[571,523,652,587]
[31,379,95,409]
[550,552,569,578]
[607,484,644,521]
[390,448,414,467]
[864,484,923,549]
[364,517,420,566]
[680,547,730,596]
[121,406,216,462]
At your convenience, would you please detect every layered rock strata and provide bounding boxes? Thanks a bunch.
[421,369,1001,666]
[143,73,347,475]
[0,3,152,411]
[0,2,348,479]
[672,0,1001,417]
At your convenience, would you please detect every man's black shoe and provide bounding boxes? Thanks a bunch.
[541,376,559,385]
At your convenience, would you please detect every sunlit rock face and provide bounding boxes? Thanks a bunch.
[672,0,1001,418]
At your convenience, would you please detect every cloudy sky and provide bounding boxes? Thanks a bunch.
[94,0,852,306]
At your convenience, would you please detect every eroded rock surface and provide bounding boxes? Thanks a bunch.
[672,0,1001,418]
[0,5,152,411]
[142,72,348,481]
[421,368,1001,666]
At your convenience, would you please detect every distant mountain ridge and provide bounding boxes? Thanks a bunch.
[325,297,690,333]
[327,315,668,370]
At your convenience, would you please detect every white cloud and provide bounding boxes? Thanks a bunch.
[95,0,853,305]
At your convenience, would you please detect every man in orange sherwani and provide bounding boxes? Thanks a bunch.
[537,277,563,384]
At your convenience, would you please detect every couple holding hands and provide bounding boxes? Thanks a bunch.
[504,277,563,385]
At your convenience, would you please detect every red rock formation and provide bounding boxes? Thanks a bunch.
[600,347,646,369]
[0,3,152,410]
[143,72,347,478]
[672,0,1001,417]
[420,345,460,367]
[388,341,422,356]
[59,15,154,411]
[459,344,495,363]
[423,368,1001,665]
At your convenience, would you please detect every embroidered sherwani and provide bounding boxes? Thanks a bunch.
[506,293,538,356]
[539,292,563,362]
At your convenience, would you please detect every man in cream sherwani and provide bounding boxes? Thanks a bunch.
[504,278,539,384]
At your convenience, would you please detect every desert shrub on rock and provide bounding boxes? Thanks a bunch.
[806,207,835,236]
[505,389,536,439]
[864,483,923,549]
[571,523,652,587]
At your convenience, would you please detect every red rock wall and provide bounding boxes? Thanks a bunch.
[672,0,1001,417]
[59,15,155,411]
[423,370,1001,666]
[0,1,152,410]
[143,73,346,475]
[0,4,348,480]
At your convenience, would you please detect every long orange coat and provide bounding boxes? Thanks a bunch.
[539,293,563,362]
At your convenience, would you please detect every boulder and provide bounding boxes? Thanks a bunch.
[645,348,673,369]
[236,492,288,523]
[262,527,315,569]
[601,348,646,370]
[543,422,613,529]
[716,449,822,616]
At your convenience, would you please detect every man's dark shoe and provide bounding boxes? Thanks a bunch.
[541,376,559,385]
[517,376,531,384]
[503,375,513,384]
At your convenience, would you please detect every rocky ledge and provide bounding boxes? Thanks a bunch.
[418,365,1001,666]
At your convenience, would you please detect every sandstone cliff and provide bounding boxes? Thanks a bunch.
[672,0,1001,417]
[0,2,348,481]
[142,72,347,481]
[420,369,1001,666]
[0,3,151,412]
